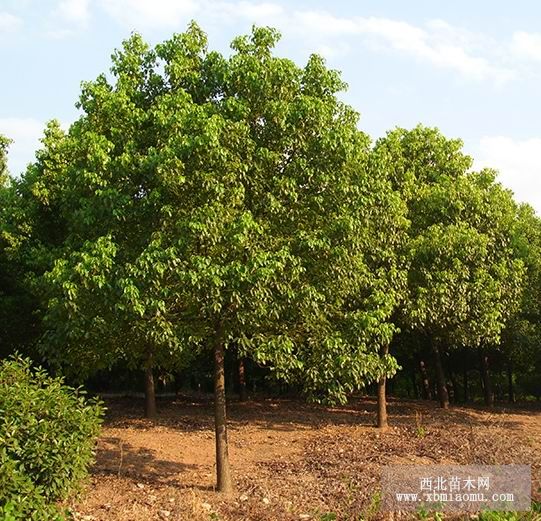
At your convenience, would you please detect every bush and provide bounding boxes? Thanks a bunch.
[0,356,103,520]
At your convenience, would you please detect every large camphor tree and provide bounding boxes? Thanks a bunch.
[21,24,405,492]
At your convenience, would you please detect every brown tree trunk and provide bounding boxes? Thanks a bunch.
[419,360,432,400]
[479,348,494,407]
[214,324,234,493]
[507,362,515,403]
[377,344,389,429]
[431,341,449,409]
[144,352,157,419]
[238,357,248,402]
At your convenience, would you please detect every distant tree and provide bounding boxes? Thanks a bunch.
[0,134,12,356]
[1,123,79,362]
[360,147,409,429]
[0,135,9,180]
[0,135,40,357]
[501,204,541,402]
[375,126,524,408]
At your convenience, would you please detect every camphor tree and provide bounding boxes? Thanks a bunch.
[500,204,541,403]
[0,135,13,356]
[365,145,409,429]
[375,126,524,409]
[29,24,406,491]
[293,144,410,430]
[0,135,9,179]
[0,135,40,357]
[1,124,79,362]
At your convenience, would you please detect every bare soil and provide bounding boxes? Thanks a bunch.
[70,396,541,521]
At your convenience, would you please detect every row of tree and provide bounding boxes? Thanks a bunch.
[1,24,540,492]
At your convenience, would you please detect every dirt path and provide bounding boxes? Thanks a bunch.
[71,397,541,521]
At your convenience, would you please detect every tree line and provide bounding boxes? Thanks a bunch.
[1,24,540,493]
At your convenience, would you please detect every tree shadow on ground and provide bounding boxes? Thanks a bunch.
[100,394,540,436]
[93,436,210,489]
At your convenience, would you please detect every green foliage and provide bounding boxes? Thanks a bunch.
[0,356,103,519]
[500,204,541,396]
[12,23,405,403]
[0,126,64,359]
[0,134,10,181]
[477,512,526,520]
[319,513,337,521]
[375,126,525,349]
[360,489,382,520]
[415,508,445,521]
[1,26,540,409]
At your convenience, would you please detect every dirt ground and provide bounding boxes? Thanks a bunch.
[70,396,541,521]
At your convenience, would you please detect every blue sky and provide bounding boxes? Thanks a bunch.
[1,0,540,211]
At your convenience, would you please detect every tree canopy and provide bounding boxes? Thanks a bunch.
[374,126,525,407]
[1,23,540,493]
[10,24,409,491]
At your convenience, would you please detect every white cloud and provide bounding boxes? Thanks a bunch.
[292,11,514,83]
[98,0,285,29]
[512,31,541,62]
[0,118,44,177]
[230,1,283,20]
[99,0,199,29]
[56,0,91,24]
[476,136,541,213]
[45,0,91,40]
[78,2,513,84]
[315,41,351,59]
[45,28,76,39]
[0,12,22,32]
[294,10,359,35]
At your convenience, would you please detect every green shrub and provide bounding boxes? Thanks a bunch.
[0,356,103,520]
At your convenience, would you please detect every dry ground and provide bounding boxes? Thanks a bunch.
[70,396,541,521]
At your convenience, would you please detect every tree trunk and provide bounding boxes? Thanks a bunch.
[376,344,389,429]
[238,357,248,402]
[144,353,157,419]
[507,361,515,403]
[431,341,449,409]
[479,348,494,407]
[214,324,234,493]
[462,368,469,403]
[419,360,432,400]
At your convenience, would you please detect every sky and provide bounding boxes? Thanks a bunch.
[1,0,540,212]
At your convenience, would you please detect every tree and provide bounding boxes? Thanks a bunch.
[500,204,541,403]
[1,123,90,363]
[0,135,9,180]
[0,135,13,356]
[150,25,407,488]
[366,146,409,428]
[27,24,406,491]
[375,126,524,408]
[16,64,188,417]
[0,135,40,358]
